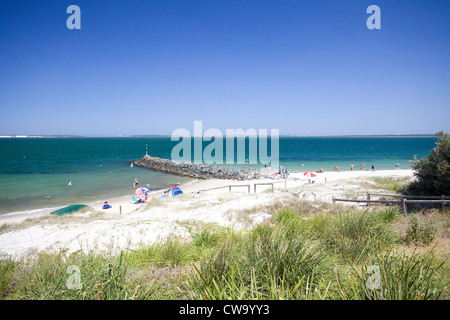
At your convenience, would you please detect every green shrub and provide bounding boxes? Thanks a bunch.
[155,238,193,267]
[407,131,450,196]
[378,207,400,223]
[321,210,395,263]
[192,229,222,248]
[8,251,155,300]
[405,215,437,246]
[341,248,446,300]
[188,224,328,299]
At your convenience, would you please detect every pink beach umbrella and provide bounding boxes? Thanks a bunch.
[303,172,317,178]
[135,187,150,195]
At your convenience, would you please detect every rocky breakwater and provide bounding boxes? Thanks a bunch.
[133,156,262,180]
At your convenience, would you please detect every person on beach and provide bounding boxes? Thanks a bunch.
[350,163,355,170]
[133,178,139,187]
[102,201,112,209]
[372,163,375,171]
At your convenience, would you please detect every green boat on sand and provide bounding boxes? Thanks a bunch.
[50,204,89,215]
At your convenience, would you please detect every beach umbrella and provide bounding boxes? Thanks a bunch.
[303,172,317,178]
[135,187,150,195]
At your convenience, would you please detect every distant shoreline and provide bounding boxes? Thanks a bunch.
[0,134,438,139]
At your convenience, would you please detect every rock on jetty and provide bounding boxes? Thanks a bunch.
[133,155,261,180]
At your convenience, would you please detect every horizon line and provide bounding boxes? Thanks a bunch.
[0,133,439,139]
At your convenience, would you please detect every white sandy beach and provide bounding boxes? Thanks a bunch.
[0,169,414,259]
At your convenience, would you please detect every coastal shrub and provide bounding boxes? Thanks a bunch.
[155,238,193,267]
[321,210,395,263]
[340,248,447,300]
[187,223,328,299]
[378,207,400,223]
[274,208,300,225]
[246,224,325,287]
[127,244,160,266]
[404,215,437,246]
[191,229,222,248]
[406,131,450,196]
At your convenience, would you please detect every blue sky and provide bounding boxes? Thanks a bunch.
[0,0,449,136]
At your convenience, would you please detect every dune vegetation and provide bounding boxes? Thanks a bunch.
[1,200,448,300]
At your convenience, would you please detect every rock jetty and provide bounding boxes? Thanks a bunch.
[133,155,262,180]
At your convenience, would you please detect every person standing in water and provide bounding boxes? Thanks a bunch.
[133,178,139,187]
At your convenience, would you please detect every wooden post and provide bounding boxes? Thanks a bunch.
[402,199,408,215]
[229,185,231,192]
[120,205,122,215]
[367,192,370,200]
[332,197,335,204]
[441,195,445,211]
[254,184,257,193]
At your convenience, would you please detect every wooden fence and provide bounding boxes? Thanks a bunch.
[333,193,448,214]
[197,180,289,194]
[198,184,251,194]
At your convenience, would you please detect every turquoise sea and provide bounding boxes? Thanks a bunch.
[0,136,438,216]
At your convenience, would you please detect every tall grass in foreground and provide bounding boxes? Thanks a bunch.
[0,257,17,299]
[319,210,397,263]
[187,224,331,300]
[0,204,448,300]
[337,248,447,300]
[6,251,161,300]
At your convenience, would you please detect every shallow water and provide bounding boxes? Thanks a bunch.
[0,136,437,215]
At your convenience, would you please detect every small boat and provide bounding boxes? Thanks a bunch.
[50,204,89,215]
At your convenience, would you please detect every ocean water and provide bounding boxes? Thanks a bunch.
[0,136,438,215]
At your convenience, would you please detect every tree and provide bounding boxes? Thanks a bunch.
[406,131,450,195]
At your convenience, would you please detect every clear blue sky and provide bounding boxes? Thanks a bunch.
[1,0,449,136]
